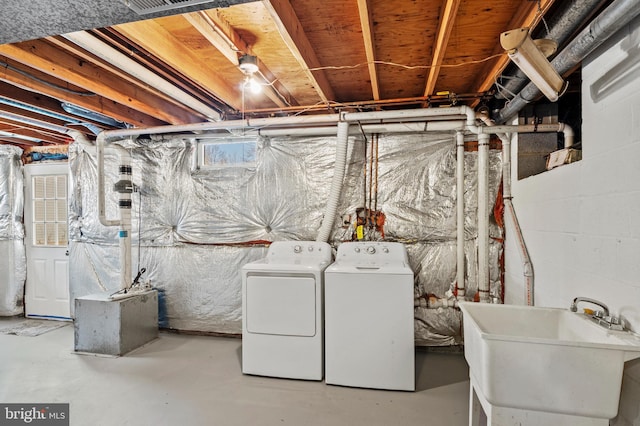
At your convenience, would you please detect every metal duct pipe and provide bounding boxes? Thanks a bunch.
[63,31,222,122]
[495,0,640,123]
[456,131,466,300]
[496,0,607,100]
[316,121,350,242]
[477,132,491,302]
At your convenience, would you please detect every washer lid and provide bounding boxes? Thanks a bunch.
[246,275,316,337]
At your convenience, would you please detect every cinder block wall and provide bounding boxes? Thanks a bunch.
[504,15,640,426]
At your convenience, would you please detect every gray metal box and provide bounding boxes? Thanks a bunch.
[74,290,158,356]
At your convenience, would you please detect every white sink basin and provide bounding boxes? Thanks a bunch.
[459,302,640,419]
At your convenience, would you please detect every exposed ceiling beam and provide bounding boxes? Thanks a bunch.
[262,0,336,104]
[0,40,197,125]
[472,0,556,103]
[424,0,462,97]
[356,0,379,100]
[114,19,244,111]
[61,31,221,121]
[0,57,166,127]
[187,10,294,108]
[0,81,108,130]
[0,119,65,144]
[184,11,240,65]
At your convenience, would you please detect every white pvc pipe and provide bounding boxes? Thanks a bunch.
[255,121,465,137]
[477,132,491,303]
[100,114,342,142]
[456,131,466,300]
[316,121,350,242]
[94,132,134,291]
[499,132,535,306]
[63,31,222,121]
[96,133,120,227]
[473,123,574,148]
[343,106,476,126]
[118,153,133,291]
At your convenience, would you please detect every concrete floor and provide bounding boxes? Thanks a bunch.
[0,320,470,426]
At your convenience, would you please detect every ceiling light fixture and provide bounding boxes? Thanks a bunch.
[238,54,259,75]
[500,27,567,102]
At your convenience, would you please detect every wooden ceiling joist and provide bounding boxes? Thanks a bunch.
[262,0,336,104]
[356,0,379,101]
[187,10,293,108]
[115,19,244,111]
[424,0,462,97]
[0,119,65,144]
[0,57,166,128]
[0,40,197,125]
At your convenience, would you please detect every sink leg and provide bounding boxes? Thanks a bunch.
[469,381,487,426]
[468,373,608,426]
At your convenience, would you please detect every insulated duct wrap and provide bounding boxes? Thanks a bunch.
[0,145,26,316]
[69,132,502,343]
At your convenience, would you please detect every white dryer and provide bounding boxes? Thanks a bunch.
[324,241,415,391]
[242,241,332,380]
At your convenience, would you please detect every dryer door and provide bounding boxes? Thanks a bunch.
[245,274,316,337]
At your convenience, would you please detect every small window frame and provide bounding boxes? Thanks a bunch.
[196,137,257,170]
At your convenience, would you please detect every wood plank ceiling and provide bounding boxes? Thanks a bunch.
[0,0,561,148]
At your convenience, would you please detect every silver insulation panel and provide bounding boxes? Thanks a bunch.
[0,145,26,316]
[68,132,502,344]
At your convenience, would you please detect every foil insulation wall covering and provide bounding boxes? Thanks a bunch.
[68,132,502,343]
[0,145,26,316]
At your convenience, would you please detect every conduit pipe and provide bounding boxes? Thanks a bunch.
[455,131,466,300]
[495,0,640,123]
[316,121,350,242]
[63,31,222,122]
[477,131,491,303]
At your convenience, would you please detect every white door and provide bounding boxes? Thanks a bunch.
[24,163,71,320]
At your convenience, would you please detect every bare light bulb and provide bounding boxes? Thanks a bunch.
[248,77,262,94]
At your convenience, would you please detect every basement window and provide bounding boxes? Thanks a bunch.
[196,137,257,170]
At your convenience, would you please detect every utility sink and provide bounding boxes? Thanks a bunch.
[459,302,640,420]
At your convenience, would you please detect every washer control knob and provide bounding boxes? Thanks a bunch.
[354,247,360,253]
[294,245,302,253]
[367,246,376,254]
[308,245,314,252]
[383,247,389,253]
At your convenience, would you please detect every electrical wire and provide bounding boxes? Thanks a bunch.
[307,55,504,72]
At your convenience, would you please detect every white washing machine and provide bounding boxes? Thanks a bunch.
[324,241,415,391]
[242,241,332,380]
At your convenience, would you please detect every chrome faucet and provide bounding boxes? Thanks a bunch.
[570,297,626,331]
[570,297,610,317]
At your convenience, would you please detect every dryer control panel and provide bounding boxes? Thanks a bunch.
[267,241,332,265]
[335,242,409,267]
